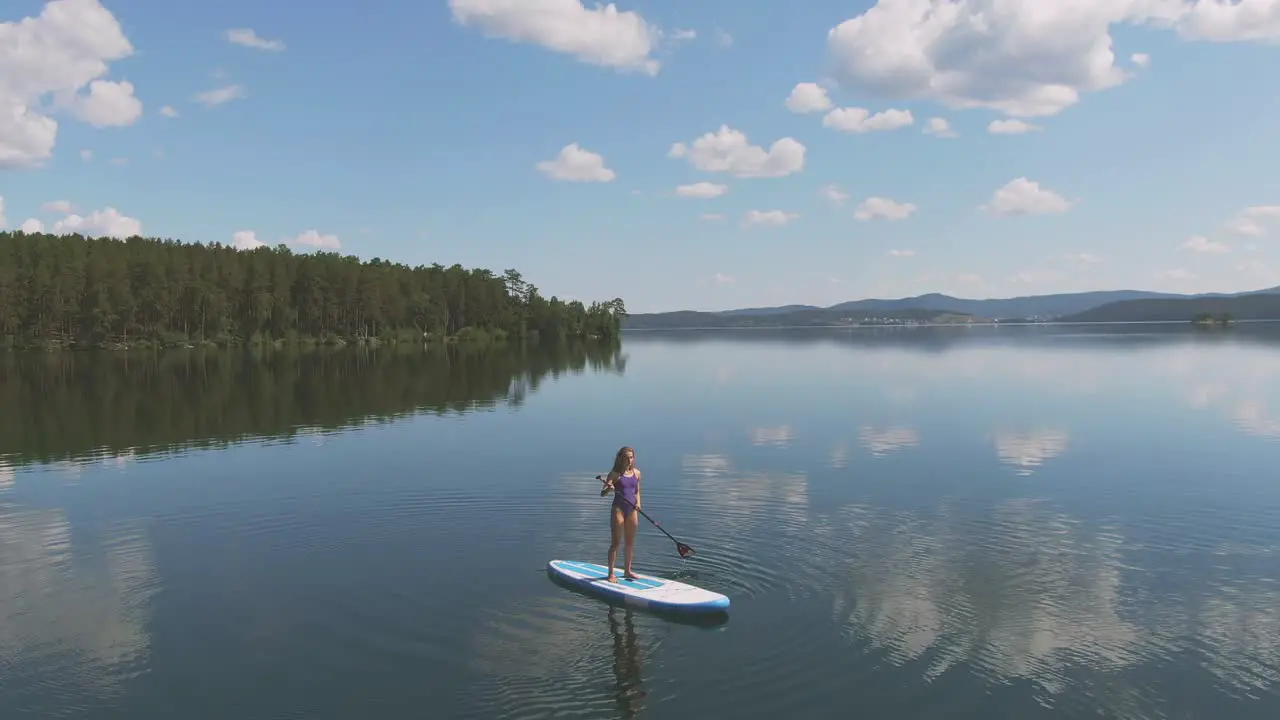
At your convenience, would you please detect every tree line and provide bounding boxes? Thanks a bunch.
[0,231,627,348]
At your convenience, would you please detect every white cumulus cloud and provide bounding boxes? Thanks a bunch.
[855,197,917,221]
[822,0,1280,119]
[159,105,179,118]
[1131,52,1151,66]
[225,28,285,51]
[1225,205,1280,236]
[20,218,44,233]
[675,182,727,198]
[786,82,834,113]
[743,210,799,227]
[51,207,142,239]
[232,230,265,250]
[536,143,616,182]
[822,185,850,203]
[924,117,956,137]
[823,107,914,133]
[888,249,917,257]
[0,0,142,168]
[668,125,805,178]
[292,230,340,249]
[989,119,1041,135]
[194,85,246,107]
[983,178,1073,217]
[1182,235,1229,253]
[42,200,74,213]
[448,0,662,75]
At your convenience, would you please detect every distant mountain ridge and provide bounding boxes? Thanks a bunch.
[623,286,1280,329]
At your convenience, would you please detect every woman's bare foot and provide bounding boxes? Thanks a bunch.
[605,574,619,583]
[624,571,638,581]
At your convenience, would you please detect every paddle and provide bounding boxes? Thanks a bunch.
[596,474,695,559]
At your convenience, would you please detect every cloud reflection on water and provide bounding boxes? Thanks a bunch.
[0,506,157,703]
[823,497,1280,713]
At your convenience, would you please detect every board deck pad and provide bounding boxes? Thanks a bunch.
[547,559,730,614]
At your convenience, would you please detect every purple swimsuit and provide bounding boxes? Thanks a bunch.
[612,471,638,513]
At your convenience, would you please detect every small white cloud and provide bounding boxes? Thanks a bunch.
[715,28,733,47]
[983,178,1073,217]
[669,126,805,178]
[536,143,616,182]
[20,218,44,233]
[232,230,265,250]
[108,157,128,166]
[1237,260,1278,284]
[226,28,286,51]
[1225,205,1280,236]
[1131,52,1151,67]
[292,230,341,249]
[888,249,916,257]
[675,182,728,198]
[1182,235,1229,253]
[80,150,93,162]
[855,197,917,221]
[1157,268,1196,281]
[823,107,914,133]
[448,0,662,76]
[73,80,143,127]
[785,82,834,113]
[51,207,142,239]
[1063,253,1103,264]
[988,119,1041,135]
[821,185,849,204]
[669,28,697,42]
[743,210,798,227]
[923,117,956,137]
[42,200,74,213]
[713,272,734,284]
[160,105,179,118]
[700,213,725,221]
[194,85,246,107]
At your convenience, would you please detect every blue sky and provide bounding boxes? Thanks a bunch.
[3,0,1280,313]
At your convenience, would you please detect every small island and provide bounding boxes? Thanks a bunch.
[0,230,626,350]
[1192,312,1233,327]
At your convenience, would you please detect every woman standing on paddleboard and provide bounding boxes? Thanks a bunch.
[600,446,641,583]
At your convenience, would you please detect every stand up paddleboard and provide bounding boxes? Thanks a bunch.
[547,560,730,615]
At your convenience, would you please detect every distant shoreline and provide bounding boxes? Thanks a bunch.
[621,319,1280,332]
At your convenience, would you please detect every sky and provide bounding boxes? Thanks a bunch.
[2,0,1280,313]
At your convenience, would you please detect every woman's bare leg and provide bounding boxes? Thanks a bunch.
[623,510,639,579]
[607,506,623,582]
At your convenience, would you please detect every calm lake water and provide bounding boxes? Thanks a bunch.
[3,325,1280,719]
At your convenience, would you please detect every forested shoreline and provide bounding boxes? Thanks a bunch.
[0,231,626,349]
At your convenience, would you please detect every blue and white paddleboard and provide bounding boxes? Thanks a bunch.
[547,559,730,614]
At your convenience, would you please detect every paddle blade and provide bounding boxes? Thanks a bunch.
[676,542,695,559]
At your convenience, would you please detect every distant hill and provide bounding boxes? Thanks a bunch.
[623,286,1280,329]
[1060,293,1280,323]
[622,307,981,330]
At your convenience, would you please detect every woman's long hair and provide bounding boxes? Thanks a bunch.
[611,446,635,476]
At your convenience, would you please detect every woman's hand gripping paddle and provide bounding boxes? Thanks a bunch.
[597,474,695,559]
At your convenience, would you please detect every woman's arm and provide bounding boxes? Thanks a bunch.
[635,471,642,511]
[600,471,617,496]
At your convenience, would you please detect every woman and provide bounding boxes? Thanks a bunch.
[600,446,641,582]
